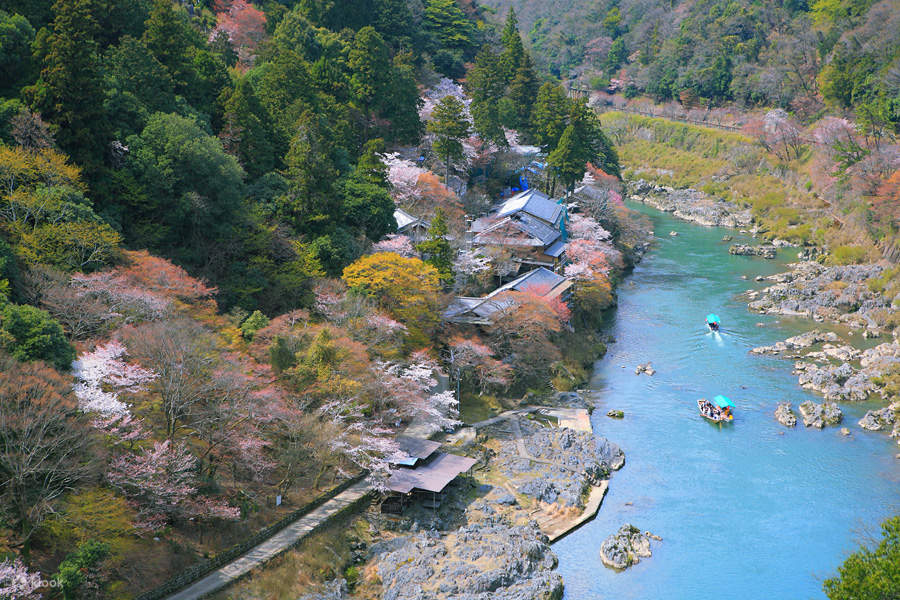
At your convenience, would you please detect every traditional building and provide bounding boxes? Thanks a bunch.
[394,208,429,243]
[381,435,476,513]
[468,189,567,269]
[443,267,574,325]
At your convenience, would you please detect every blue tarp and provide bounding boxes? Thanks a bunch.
[706,313,720,324]
[713,395,735,408]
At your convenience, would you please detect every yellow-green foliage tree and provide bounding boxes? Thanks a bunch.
[341,252,441,347]
[0,145,120,271]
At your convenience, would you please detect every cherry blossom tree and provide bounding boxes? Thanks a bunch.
[211,0,266,60]
[69,271,170,323]
[380,152,427,204]
[108,440,239,530]
[72,341,156,416]
[372,234,416,257]
[564,238,613,280]
[419,78,471,122]
[449,335,512,393]
[814,117,869,172]
[93,413,148,449]
[0,558,43,600]
[567,213,612,241]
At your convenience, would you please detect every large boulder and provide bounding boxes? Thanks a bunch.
[798,401,843,429]
[774,402,797,427]
[599,524,654,570]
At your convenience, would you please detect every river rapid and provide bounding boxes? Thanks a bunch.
[553,203,900,599]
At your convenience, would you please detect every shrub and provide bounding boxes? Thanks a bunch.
[0,302,75,369]
[828,245,868,265]
[240,310,270,340]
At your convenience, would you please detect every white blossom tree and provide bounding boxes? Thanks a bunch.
[0,558,43,600]
[72,341,156,416]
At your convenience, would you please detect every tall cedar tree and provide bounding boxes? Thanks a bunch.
[349,26,392,126]
[531,83,570,151]
[220,78,279,179]
[428,95,470,183]
[499,8,525,82]
[506,52,539,130]
[416,208,454,284]
[467,48,507,146]
[28,0,108,168]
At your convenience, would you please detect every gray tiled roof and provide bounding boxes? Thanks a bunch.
[544,240,567,258]
[493,267,567,295]
[497,189,562,224]
[515,213,561,246]
[386,452,477,494]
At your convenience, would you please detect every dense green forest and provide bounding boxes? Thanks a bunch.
[0,0,486,314]
[479,0,899,126]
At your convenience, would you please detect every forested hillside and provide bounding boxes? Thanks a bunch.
[479,0,899,125]
[0,1,636,597]
[0,0,492,313]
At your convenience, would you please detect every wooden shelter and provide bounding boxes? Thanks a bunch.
[380,436,476,513]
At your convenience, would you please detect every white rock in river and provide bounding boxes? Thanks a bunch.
[600,524,655,570]
[774,402,797,427]
[798,400,843,429]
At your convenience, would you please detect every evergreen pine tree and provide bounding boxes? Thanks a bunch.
[27,0,108,168]
[416,208,454,284]
[499,8,525,83]
[467,48,507,146]
[506,52,539,130]
[427,95,470,183]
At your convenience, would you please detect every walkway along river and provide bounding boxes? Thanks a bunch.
[553,203,900,599]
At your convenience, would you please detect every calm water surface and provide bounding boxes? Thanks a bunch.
[553,204,900,600]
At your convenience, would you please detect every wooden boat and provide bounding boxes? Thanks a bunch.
[698,395,734,423]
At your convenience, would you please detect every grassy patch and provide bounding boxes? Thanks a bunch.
[599,110,836,246]
[211,502,372,600]
[460,392,505,424]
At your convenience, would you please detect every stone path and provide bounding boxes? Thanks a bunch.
[164,480,371,600]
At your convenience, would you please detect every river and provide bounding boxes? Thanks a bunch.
[553,203,900,599]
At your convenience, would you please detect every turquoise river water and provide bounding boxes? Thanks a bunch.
[553,203,900,600]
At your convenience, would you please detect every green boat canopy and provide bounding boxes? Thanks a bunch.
[713,395,735,408]
[706,313,720,324]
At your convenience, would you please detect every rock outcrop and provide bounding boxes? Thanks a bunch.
[858,403,900,432]
[774,402,797,427]
[750,330,840,356]
[599,524,655,569]
[729,244,777,259]
[798,401,843,429]
[628,180,752,228]
[374,522,564,600]
[747,262,889,327]
[495,420,623,509]
[794,362,875,402]
[635,362,656,376]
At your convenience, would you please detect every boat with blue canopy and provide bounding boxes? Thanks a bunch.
[706,313,721,331]
[697,395,734,422]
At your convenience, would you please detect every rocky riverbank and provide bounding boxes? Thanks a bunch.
[316,391,625,599]
[746,261,892,331]
[626,179,752,228]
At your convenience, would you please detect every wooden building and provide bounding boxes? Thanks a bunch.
[381,435,477,513]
